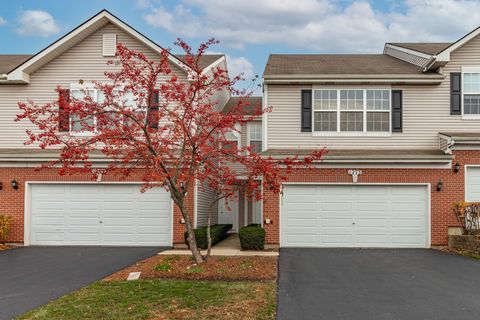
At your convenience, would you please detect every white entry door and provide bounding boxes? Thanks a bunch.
[218,190,239,231]
[281,184,428,248]
[466,167,480,202]
[30,184,172,246]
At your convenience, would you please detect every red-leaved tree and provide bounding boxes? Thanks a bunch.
[16,39,325,264]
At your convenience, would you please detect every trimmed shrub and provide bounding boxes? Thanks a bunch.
[0,215,12,244]
[239,225,265,250]
[184,224,232,249]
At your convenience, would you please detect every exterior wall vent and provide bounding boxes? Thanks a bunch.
[103,34,117,57]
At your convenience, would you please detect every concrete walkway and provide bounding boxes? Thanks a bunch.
[160,233,278,256]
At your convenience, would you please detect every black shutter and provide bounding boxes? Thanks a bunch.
[450,72,462,115]
[58,89,70,132]
[391,90,402,133]
[301,90,312,132]
[148,89,159,129]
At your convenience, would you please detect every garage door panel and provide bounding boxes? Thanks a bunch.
[103,201,135,211]
[391,218,424,227]
[356,201,388,212]
[281,185,428,248]
[321,201,353,211]
[138,216,169,225]
[69,232,101,241]
[321,186,354,195]
[33,232,66,242]
[69,216,99,226]
[30,184,172,246]
[285,234,317,245]
[33,216,66,226]
[322,218,353,227]
[355,218,388,227]
[286,218,317,227]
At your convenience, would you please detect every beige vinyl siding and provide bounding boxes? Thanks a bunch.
[384,46,429,68]
[0,23,188,149]
[196,180,218,227]
[266,34,480,150]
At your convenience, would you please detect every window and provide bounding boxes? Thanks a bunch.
[248,122,262,153]
[223,131,240,151]
[70,88,95,134]
[69,86,148,135]
[313,90,337,132]
[366,90,390,132]
[313,89,390,134]
[463,73,480,115]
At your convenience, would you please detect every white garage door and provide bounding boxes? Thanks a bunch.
[30,184,172,246]
[281,185,428,248]
[466,167,480,202]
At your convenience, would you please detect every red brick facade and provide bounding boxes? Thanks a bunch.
[263,150,480,246]
[2,150,479,247]
[0,168,193,245]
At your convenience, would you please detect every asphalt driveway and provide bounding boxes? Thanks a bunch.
[0,246,163,319]
[278,248,480,320]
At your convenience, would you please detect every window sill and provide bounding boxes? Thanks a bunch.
[311,132,392,138]
[69,132,95,137]
[461,115,480,120]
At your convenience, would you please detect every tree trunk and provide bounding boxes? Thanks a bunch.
[177,201,204,264]
[205,213,212,261]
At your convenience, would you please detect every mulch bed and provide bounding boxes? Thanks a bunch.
[0,244,14,251]
[438,247,480,259]
[104,255,278,281]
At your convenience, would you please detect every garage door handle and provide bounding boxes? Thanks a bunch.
[99,221,103,224]
[352,222,355,225]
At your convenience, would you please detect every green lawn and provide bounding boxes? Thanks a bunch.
[18,280,276,320]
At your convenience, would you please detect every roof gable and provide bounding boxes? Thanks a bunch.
[5,10,217,83]
[435,26,480,62]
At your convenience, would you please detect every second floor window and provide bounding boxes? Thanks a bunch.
[313,89,390,134]
[463,73,480,115]
[248,122,262,153]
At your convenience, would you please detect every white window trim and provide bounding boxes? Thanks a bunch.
[247,121,262,152]
[461,66,480,119]
[225,122,241,148]
[68,83,149,136]
[311,88,392,137]
[69,83,98,137]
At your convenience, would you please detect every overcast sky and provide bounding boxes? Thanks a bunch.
[1,0,480,92]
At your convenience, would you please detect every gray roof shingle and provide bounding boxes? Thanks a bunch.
[263,54,428,77]
[0,54,33,74]
[222,96,262,115]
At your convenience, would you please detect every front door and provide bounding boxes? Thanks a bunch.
[218,190,239,231]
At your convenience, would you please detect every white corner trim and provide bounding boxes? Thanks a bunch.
[262,83,268,152]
